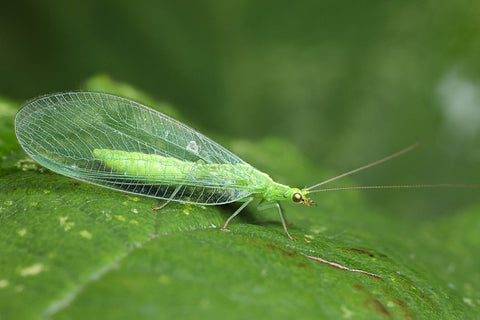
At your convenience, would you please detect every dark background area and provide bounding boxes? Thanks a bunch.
[1,0,479,220]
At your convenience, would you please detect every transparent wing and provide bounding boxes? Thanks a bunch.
[15,92,259,204]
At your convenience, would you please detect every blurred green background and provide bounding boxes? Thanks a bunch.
[1,0,479,219]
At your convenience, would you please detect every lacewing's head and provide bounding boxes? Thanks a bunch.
[288,188,317,206]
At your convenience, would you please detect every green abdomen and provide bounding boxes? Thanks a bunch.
[93,149,270,201]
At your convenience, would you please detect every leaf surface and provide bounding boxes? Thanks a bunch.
[0,82,479,320]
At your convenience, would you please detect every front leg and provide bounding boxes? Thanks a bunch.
[257,201,296,241]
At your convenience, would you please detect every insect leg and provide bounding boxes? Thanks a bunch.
[257,201,296,241]
[220,197,254,231]
[152,185,182,210]
[275,202,296,241]
[152,200,171,210]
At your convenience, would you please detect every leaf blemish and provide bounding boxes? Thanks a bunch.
[102,211,112,221]
[59,217,74,231]
[19,263,44,277]
[114,215,126,222]
[363,299,392,318]
[310,226,327,234]
[0,279,9,288]
[340,305,353,318]
[15,158,45,172]
[79,230,92,239]
[304,234,315,243]
[344,248,375,258]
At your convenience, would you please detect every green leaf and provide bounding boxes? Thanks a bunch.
[1,81,479,319]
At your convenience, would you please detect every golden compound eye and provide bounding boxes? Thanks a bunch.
[292,192,303,203]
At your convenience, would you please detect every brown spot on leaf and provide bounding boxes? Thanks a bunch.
[344,248,375,257]
[364,298,393,319]
[382,289,416,319]
[265,242,296,257]
[354,283,370,294]
[343,247,387,259]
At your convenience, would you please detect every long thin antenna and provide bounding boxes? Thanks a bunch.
[306,142,419,191]
[308,184,479,193]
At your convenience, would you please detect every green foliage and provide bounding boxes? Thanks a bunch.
[0,82,479,319]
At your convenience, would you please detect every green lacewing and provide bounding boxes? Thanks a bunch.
[14,92,476,242]
[15,92,478,278]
